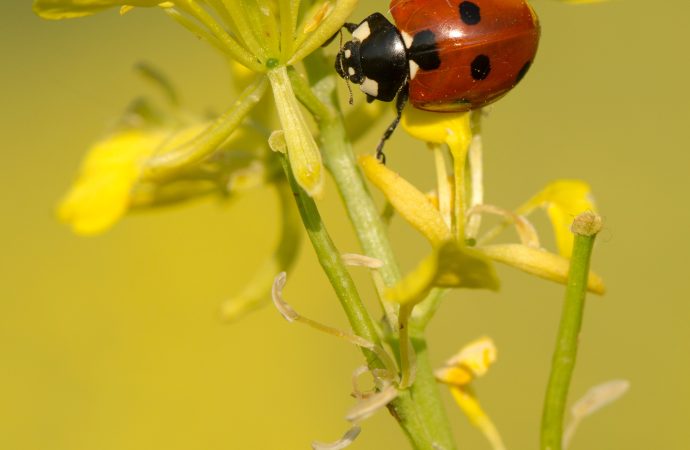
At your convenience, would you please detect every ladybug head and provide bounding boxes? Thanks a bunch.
[335,41,365,85]
[335,13,409,103]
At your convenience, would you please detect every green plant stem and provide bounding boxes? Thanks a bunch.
[541,213,602,450]
[297,53,456,450]
[282,159,381,362]
[283,159,439,450]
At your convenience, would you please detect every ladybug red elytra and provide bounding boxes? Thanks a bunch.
[335,0,540,162]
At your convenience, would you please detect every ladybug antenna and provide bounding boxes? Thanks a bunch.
[336,30,355,106]
[344,77,354,106]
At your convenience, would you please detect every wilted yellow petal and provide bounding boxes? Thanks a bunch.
[449,387,506,450]
[386,242,499,306]
[436,337,497,387]
[33,0,163,20]
[517,180,596,258]
[477,244,605,295]
[58,130,167,235]
[360,155,450,246]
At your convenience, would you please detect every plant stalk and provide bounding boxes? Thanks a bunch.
[541,212,602,450]
[299,53,457,450]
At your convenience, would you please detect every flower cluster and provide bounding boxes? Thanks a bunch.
[35,0,624,448]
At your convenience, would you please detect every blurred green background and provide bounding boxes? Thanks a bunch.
[2,0,689,449]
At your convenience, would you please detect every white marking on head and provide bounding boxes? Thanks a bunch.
[409,60,420,80]
[344,49,352,59]
[348,67,356,76]
[401,30,414,49]
[352,21,371,42]
[360,77,379,97]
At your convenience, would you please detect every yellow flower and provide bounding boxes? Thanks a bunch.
[58,129,168,235]
[360,102,607,308]
[517,180,596,258]
[360,154,605,300]
[436,337,505,450]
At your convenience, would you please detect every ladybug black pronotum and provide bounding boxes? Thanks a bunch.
[335,0,540,162]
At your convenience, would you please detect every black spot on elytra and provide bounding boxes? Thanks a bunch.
[459,1,481,25]
[516,61,532,83]
[409,29,441,71]
[471,54,491,80]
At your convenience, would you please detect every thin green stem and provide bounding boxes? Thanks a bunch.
[451,141,468,243]
[398,305,414,389]
[541,212,602,450]
[282,158,382,364]
[411,288,448,331]
[300,52,457,450]
[143,76,267,179]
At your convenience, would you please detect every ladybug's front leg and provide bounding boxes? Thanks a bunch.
[321,23,359,47]
[375,85,409,164]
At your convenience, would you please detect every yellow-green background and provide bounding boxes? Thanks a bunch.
[2,0,689,448]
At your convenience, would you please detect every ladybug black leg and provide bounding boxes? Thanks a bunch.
[375,85,409,164]
[321,23,359,47]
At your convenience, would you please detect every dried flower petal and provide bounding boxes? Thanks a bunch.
[345,384,398,422]
[341,253,384,269]
[563,380,630,449]
[312,426,361,450]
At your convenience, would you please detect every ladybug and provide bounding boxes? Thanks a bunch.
[335,0,540,162]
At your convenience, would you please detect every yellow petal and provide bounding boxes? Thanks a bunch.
[401,107,471,149]
[386,241,499,306]
[436,337,497,387]
[360,155,450,246]
[33,0,163,20]
[57,129,167,235]
[517,180,596,258]
[449,387,506,450]
[477,244,605,295]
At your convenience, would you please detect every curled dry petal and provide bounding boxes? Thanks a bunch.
[341,253,384,269]
[345,384,398,423]
[271,272,299,322]
[563,380,630,449]
[311,426,361,450]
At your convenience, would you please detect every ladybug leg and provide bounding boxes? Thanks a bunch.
[321,23,359,47]
[375,85,409,164]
